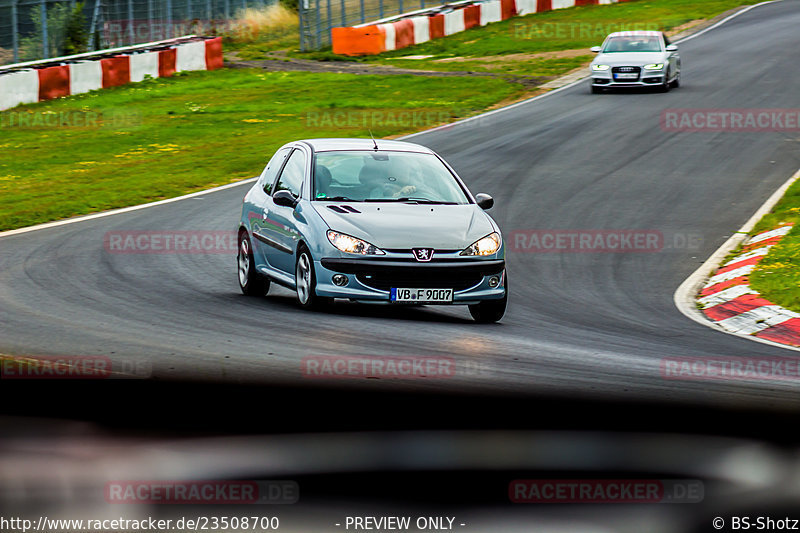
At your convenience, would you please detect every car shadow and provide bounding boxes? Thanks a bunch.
[255,292,477,325]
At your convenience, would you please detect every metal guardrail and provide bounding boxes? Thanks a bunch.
[0,0,274,66]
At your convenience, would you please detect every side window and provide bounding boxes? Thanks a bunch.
[260,147,291,195]
[663,33,671,46]
[274,149,306,198]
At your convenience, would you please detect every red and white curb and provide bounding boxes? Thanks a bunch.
[0,36,223,111]
[697,224,800,346]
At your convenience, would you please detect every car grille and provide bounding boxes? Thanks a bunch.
[612,66,641,82]
[357,271,484,291]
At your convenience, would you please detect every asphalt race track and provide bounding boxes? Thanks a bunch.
[2,0,800,408]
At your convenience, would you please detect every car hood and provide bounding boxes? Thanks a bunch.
[312,202,496,249]
[593,52,667,65]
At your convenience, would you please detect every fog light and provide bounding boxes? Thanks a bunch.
[332,274,348,286]
[488,276,500,288]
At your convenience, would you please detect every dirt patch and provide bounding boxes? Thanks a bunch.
[434,49,591,63]
[225,51,549,90]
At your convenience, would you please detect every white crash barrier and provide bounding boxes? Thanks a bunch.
[410,16,431,45]
[129,51,160,82]
[444,10,466,35]
[69,60,103,95]
[0,69,40,110]
[480,0,503,25]
[175,41,208,72]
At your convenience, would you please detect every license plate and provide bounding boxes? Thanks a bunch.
[614,72,638,79]
[391,288,453,303]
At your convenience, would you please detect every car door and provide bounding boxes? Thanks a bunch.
[262,147,308,275]
[249,147,291,270]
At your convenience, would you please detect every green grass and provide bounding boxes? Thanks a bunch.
[290,0,758,76]
[747,176,800,312]
[0,69,522,231]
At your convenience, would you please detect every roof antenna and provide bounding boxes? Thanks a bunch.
[369,130,378,150]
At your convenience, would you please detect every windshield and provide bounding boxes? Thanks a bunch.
[602,35,662,52]
[313,150,470,204]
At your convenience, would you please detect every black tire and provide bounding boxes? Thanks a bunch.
[660,71,671,92]
[670,72,680,88]
[295,245,333,309]
[237,232,269,296]
[469,277,508,323]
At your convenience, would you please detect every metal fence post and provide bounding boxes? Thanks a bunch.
[325,0,331,43]
[298,0,304,50]
[224,0,229,20]
[187,0,192,24]
[398,0,402,15]
[314,0,320,50]
[128,0,135,44]
[206,0,211,26]
[378,0,383,20]
[166,0,173,38]
[359,0,364,24]
[40,0,48,58]
[11,0,19,63]
[339,0,344,28]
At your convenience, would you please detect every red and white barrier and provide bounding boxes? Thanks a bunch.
[129,51,160,82]
[70,60,103,95]
[0,69,40,110]
[176,40,209,72]
[332,0,624,56]
[0,36,223,111]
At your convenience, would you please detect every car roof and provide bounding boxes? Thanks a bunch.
[606,30,663,38]
[296,138,435,154]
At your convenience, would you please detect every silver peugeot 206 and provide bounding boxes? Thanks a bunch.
[589,30,681,93]
[237,138,507,323]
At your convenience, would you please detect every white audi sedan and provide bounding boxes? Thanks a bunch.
[589,31,681,93]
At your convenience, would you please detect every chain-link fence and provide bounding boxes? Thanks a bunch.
[0,0,275,65]
[298,0,442,51]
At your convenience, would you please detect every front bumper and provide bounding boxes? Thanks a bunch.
[591,66,666,87]
[314,256,506,304]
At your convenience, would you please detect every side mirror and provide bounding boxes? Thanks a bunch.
[273,190,298,208]
[475,193,494,210]
[590,46,601,53]
[666,44,678,51]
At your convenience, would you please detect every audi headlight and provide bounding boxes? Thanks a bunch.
[644,63,664,70]
[592,64,610,71]
[460,232,501,256]
[327,230,385,255]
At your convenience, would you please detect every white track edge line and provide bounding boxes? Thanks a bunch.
[673,167,800,353]
[0,0,783,239]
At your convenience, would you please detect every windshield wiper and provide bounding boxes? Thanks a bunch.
[320,196,360,201]
[364,197,457,204]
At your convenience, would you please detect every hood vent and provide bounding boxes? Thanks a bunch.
[327,205,361,214]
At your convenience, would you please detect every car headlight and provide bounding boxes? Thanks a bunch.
[644,63,664,70]
[592,64,610,71]
[327,230,385,255]
[460,232,501,256]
